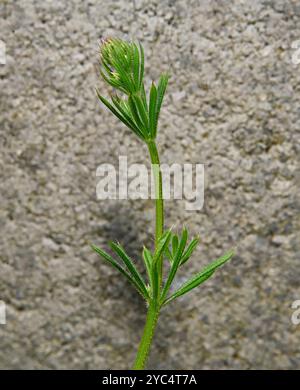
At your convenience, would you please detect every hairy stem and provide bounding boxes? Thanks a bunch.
[133,140,164,370]
[133,301,160,370]
[147,141,164,254]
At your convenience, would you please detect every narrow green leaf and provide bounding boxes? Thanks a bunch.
[140,83,147,109]
[110,242,149,300]
[163,271,214,306]
[142,246,153,290]
[196,249,234,276]
[110,95,145,139]
[153,229,172,267]
[163,250,235,306]
[132,43,140,91]
[149,82,158,138]
[152,264,159,301]
[155,73,169,130]
[102,61,114,76]
[150,229,173,299]
[160,228,188,302]
[97,91,144,140]
[91,244,148,300]
[128,95,144,131]
[142,246,160,300]
[131,94,149,134]
[172,234,179,257]
[176,228,188,259]
[139,42,144,88]
[164,245,173,263]
[100,70,126,93]
[180,237,200,266]
[97,92,127,124]
[110,48,133,93]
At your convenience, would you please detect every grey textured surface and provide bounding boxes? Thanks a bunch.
[0,0,299,369]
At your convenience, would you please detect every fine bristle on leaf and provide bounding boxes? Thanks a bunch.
[149,82,158,138]
[142,247,154,292]
[155,73,169,131]
[180,237,200,266]
[153,229,172,266]
[110,242,150,300]
[162,250,235,306]
[91,244,149,301]
[160,228,188,302]
[96,91,144,139]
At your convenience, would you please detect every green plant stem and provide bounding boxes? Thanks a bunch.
[147,141,164,250]
[133,140,164,370]
[133,301,160,370]
[147,139,164,289]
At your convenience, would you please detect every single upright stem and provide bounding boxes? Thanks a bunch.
[133,301,160,370]
[147,140,164,276]
[133,140,164,370]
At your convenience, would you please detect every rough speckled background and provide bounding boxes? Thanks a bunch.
[0,0,299,369]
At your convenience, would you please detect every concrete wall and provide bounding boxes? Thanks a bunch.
[0,0,299,369]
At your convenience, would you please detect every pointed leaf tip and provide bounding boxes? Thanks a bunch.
[162,249,234,306]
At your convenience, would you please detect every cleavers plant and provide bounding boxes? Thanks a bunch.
[92,38,234,370]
